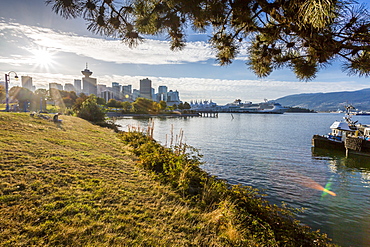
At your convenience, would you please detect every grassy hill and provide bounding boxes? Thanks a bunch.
[0,113,335,246]
[0,113,202,246]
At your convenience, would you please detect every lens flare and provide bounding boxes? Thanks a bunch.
[289,171,336,197]
[321,178,336,197]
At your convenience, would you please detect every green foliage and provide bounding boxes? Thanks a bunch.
[121,101,131,112]
[106,98,122,108]
[131,97,159,114]
[46,0,370,79]
[72,93,88,113]
[159,100,167,111]
[0,85,5,101]
[183,102,191,110]
[96,97,106,105]
[48,89,79,110]
[120,131,336,246]
[9,86,33,111]
[76,95,106,122]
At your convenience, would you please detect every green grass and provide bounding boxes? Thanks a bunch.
[0,112,336,246]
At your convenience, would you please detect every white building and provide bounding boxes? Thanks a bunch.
[166,90,181,106]
[74,79,82,94]
[81,65,97,95]
[49,83,63,91]
[64,83,76,92]
[21,76,33,91]
[132,89,140,101]
[101,91,113,103]
[157,85,168,102]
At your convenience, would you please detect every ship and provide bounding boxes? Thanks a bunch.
[218,99,287,114]
[190,99,288,114]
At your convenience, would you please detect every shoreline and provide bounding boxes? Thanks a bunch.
[106,112,200,118]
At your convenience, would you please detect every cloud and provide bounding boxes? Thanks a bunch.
[0,20,218,65]
[1,20,369,106]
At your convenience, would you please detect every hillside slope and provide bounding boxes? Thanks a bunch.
[276,88,370,111]
[0,113,335,246]
[0,113,208,246]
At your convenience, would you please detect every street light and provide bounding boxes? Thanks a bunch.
[4,71,18,112]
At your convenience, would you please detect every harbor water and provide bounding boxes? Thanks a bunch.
[116,113,370,247]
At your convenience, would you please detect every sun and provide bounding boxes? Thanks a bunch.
[30,48,56,69]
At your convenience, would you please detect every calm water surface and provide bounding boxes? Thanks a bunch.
[117,113,370,247]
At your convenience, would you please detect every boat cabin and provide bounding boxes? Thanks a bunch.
[364,128,370,140]
[328,121,356,141]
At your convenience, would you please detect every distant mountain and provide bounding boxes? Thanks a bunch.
[275,88,370,112]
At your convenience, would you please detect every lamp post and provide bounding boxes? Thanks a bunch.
[4,71,18,112]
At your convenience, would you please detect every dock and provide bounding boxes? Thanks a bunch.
[198,112,218,117]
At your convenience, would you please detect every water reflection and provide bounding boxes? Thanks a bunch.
[312,147,370,176]
[311,147,370,246]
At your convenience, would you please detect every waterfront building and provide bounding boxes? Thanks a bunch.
[166,90,181,106]
[49,82,63,91]
[21,76,33,91]
[64,83,76,92]
[122,85,132,96]
[132,89,140,101]
[81,65,97,95]
[97,84,107,95]
[101,90,113,103]
[190,100,217,110]
[74,79,81,94]
[151,88,156,101]
[157,85,168,102]
[139,78,152,99]
[112,82,122,100]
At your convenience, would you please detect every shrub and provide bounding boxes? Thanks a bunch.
[120,131,335,246]
[76,95,105,122]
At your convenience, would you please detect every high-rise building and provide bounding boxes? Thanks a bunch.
[64,83,76,92]
[112,82,121,100]
[151,88,156,101]
[157,85,168,102]
[74,79,82,94]
[97,84,107,95]
[139,78,152,99]
[132,89,140,101]
[49,83,63,91]
[81,65,97,95]
[21,76,33,91]
[122,85,132,96]
[167,90,181,106]
[101,91,113,103]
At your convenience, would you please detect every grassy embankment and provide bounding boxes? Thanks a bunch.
[0,113,336,246]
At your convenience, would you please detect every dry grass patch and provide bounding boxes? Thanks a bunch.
[0,113,209,246]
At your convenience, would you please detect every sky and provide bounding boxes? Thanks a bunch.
[0,0,370,105]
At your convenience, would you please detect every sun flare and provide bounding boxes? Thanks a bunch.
[30,48,55,69]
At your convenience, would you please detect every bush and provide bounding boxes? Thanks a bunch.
[119,131,335,246]
[76,95,105,122]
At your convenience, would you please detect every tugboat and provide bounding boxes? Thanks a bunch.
[312,105,357,151]
[312,105,370,156]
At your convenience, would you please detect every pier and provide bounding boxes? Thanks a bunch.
[198,112,218,117]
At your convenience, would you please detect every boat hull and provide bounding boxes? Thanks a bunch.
[312,135,370,156]
[311,135,345,151]
[345,136,370,156]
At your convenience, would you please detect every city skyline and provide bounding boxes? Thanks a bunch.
[1,0,370,105]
